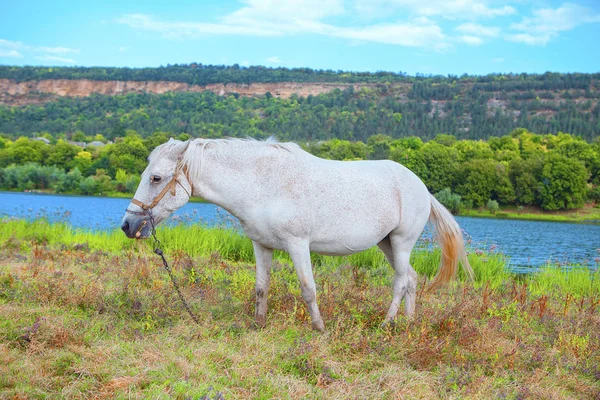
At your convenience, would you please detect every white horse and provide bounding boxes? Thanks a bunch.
[121,138,474,331]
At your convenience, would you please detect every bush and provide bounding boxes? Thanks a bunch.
[0,163,65,191]
[434,188,462,214]
[487,199,500,214]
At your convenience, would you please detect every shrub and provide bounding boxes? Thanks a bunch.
[434,188,462,214]
[487,199,500,214]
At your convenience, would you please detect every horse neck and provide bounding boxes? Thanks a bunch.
[190,142,287,214]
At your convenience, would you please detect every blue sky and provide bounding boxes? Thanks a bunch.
[1,0,599,76]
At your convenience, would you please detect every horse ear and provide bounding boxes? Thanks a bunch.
[171,139,191,160]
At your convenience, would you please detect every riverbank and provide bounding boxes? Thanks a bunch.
[1,219,598,398]
[460,204,600,224]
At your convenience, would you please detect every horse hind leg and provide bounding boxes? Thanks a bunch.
[378,233,419,324]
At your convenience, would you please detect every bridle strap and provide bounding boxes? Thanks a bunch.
[127,162,193,214]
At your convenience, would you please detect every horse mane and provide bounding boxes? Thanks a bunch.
[148,140,187,162]
[179,137,303,182]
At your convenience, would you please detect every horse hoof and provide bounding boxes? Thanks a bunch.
[381,320,396,329]
[312,320,325,332]
[253,316,267,330]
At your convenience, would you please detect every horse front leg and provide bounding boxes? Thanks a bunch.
[252,241,273,328]
[288,242,325,332]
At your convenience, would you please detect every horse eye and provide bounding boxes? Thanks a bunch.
[151,175,162,183]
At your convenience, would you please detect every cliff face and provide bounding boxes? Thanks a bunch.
[0,79,362,105]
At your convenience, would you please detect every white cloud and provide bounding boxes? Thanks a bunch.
[353,0,515,20]
[455,22,499,45]
[224,0,345,24]
[0,39,80,62]
[117,13,285,38]
[0,39,25,49]
[507,2,600,46]
[492,57,504,63]
[0,49,23,58]
[267,56,282,63]
[117,1,600,51]
[460,35,484,45]
[35,55,76,64]
[37,46,80,54]
[331,20,448,49]
[119,46,128,52]
[0,39,26,58]
[456,22,500,37]
[506,32,547,45]
[118,9,450,50]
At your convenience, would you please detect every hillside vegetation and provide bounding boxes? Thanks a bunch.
[0,65,599,141]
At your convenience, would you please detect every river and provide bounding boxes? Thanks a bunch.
[1,192,599,272]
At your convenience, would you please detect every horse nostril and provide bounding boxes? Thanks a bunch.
[121,221,130,234]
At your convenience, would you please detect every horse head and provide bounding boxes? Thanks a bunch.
[121,138,193,239]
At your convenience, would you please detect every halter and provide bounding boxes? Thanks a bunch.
[126,162,193,216]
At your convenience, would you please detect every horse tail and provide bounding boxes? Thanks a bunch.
[427,194,475,291]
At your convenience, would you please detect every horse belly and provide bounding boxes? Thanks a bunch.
[306,164,406,255]
[308,202,400,256]
[309,240,374,256]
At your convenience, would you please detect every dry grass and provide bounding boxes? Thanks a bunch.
[1,241,599,399]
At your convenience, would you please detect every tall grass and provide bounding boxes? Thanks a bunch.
[2,218,599,398]
[530,265,600,298]
[1,218,597,296]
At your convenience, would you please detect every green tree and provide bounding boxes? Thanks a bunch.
[47,140,81,170]
[104,135,149,175]
[367,134,393,160]
[538,154,588,210]
[114,168,129,192]
[0,137,49,167]
[432,134,457,147]
[408,142,459,193]
[455,159,514,207]
[453,140,494,162]
[92,169,114,194]
[71,131,87,142]
[72,150,93,175]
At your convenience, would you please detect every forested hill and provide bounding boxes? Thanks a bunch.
[0,64,599,142]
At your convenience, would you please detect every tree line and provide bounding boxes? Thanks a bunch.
[0,129,598,211]
[1,65,599,89]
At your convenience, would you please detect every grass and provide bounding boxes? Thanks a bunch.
[1,219,599,398]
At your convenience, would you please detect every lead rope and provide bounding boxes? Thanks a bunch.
[147,210,201,325]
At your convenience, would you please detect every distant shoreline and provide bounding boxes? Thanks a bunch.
[460,206,600,225]
[0,189,207,204]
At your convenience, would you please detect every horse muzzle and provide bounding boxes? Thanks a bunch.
[121,218,152,239]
